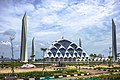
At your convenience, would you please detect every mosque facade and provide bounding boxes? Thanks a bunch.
[44,38,89,62]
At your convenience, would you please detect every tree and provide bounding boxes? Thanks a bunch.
[89,54,94,58]
[108,56,113,68]
[1,55,4,68]
[117,59,120,67]
[89,53,97,61]
[41,48,47,62]
[93,54,97,58]
[41,48,47,76]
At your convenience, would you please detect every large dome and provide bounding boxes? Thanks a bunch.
[45,38,88,62]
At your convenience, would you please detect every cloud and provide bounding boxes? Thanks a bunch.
[0,41,11,58]
[0,0,120,58]
[40,14,58,24]
[39,42,45,46]
[3,29,16,36]
[40,0,68,11]
[14,3,35,15]
[33,30,60,41]
[0,41,11,46]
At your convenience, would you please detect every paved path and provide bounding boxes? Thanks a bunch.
[81,68,108,75]
[0,67,55,73]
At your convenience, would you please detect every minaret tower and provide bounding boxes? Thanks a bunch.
[79,38,82,47]
[20,13,28,62]
[30,37,35,62]
[112,19,117,62]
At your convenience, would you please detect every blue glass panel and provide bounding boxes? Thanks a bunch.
[57,53,60,57]
[83,53,86,57]
[66,53,69,57]
[48,52,51,56]
[68,48,74,57]
[75,53,77,57]
[70,43,77,50]
[54,43,61,49]
[59,48,66,52]
[58,40,72,49]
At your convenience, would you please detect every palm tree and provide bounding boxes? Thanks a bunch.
[1,55,4,68]
[108,56,113,68]
[41,48,47,62]
[117,59,120,67]
[41,48,47,76]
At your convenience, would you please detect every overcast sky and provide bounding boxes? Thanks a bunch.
[0,0,120,59]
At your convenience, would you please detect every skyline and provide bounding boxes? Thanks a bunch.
[0,0,120,59]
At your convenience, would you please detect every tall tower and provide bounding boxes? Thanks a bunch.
[30,37,35,62]
[20,13,28,62]
[112,19,117,62]
[79,38,82,47]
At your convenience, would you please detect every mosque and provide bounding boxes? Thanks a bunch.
[44,38,89,62]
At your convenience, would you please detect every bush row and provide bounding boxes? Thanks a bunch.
[77,73,120,80]
[92,73,120,80]
[96,67,120,70]
[0,69,85,79]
